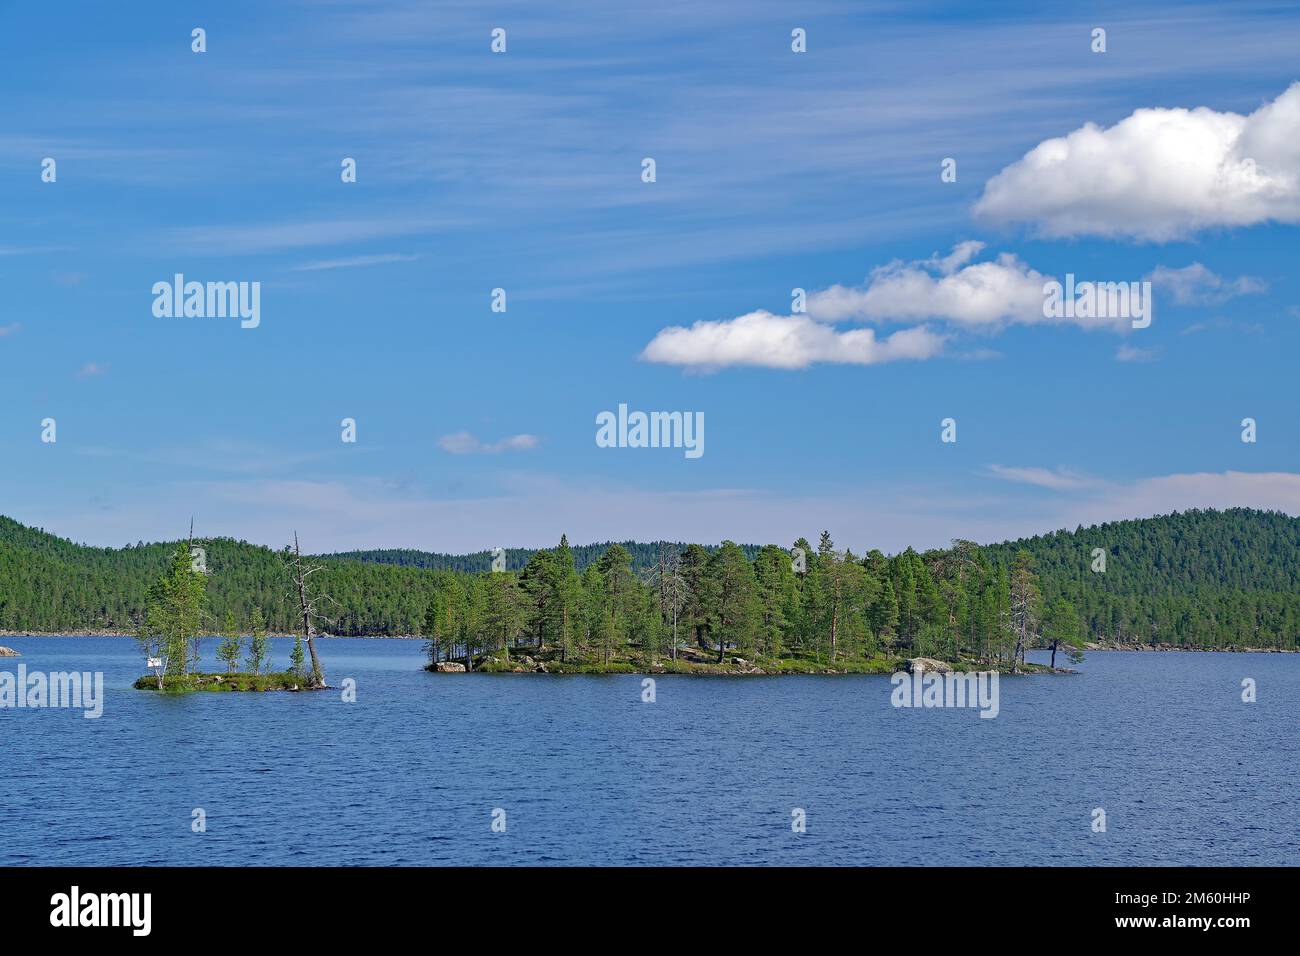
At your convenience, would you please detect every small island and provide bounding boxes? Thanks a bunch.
[133,670,314,692]
[430,645,1064,676]
[420,537,1081,677]
[133,531,332,693]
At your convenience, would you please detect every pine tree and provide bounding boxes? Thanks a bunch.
[753,545,796,659]
[1042,597,1084,668]
[289,635,306,678]
[482,572,524,660]
[422,596,442,666]
[596,544,635,665]
[135,540,207,688]
[521,549,558,652]
[870,578,901,653]
[552,535,581,663]
[246,606,270,674]
[708,541,760,663]
[679,544,712,651]
[216,609,242,673]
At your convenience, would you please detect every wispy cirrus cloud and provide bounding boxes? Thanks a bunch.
[1146,262,1267,305]
[23,469,1300,558]
[982,467,1300,533]
[168,217,446,255]
[1115,343,1160,362]
[0,244,70,256]
[438,431,539,455]
[986,465,1100,491]
[291,253,420,272]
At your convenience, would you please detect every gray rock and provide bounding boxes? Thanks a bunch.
[0,646,21,657]
[434,661,467,673]
[905,656,953,674]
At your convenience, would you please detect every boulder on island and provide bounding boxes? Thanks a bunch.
[905,657,952,674]
[434,661,467,673]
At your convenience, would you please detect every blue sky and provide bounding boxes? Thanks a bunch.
[2,0,1299,554]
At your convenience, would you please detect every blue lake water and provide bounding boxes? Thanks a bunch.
[0,637,1296,866]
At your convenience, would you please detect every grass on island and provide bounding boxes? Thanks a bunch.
[429,644,1061,676]
[133,671,321,693]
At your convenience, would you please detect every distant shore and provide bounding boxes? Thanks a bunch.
[1083,641,1298,653]
[4,630,1295,654]
[0,630,412,639]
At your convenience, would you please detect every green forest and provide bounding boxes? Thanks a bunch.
[331,541,763,574]
[1,509,1297,670]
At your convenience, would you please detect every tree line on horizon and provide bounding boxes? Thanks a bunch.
[0,508,1297,654]
[329,541,763,574]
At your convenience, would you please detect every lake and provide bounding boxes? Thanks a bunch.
[1,637,1296,865]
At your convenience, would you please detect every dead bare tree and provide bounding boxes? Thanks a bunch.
[659,544,684,661]
[281,531,337,688]
[641,543,686,662]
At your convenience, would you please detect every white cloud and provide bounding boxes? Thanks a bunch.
[1146,262,1266,305]
[438,431,539,454]
[641,241,1147,370]
[974,82,1300,240]
[0,323,21,338]
[808,249,1049,328]
[1181,317,1263,336]
[987,465,1098,491]
[640,311,946,370]
[1115,344,1159,362]
[983,467,1300,531]
[76,361,108,379]
[1064,471,1300,530]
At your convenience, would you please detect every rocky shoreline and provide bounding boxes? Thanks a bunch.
[1083,641,1298,653]
[132,672,330,692]
[427,651,1072,677]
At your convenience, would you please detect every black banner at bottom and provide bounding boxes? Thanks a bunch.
[0,866,1281,940]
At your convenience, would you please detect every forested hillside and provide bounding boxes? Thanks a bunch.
[986,508,1300,648]
[1,509,1296,654]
